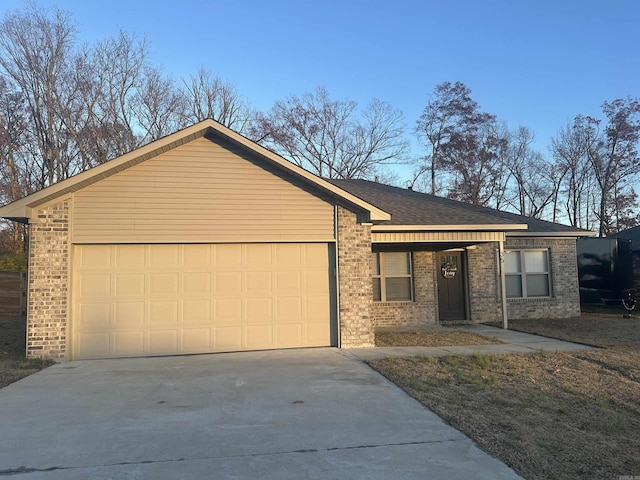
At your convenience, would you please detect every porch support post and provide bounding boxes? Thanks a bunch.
[498,239,508,329]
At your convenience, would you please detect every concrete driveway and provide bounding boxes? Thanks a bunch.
[0,348,521,479]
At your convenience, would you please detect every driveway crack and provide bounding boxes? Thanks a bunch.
[0,437,468,475]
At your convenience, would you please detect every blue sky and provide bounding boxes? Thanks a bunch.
[1,0,638,173]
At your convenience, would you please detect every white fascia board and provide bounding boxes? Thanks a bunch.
[506,230,595,238]
[372,223,529,232]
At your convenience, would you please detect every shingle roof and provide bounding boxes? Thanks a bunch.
[327,179,592,235]
[611,226,640,251]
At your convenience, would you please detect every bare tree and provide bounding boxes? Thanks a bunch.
[501,126,557,219]
[255,87,408,179]
[591,98,640,236]
[0,4,78,187]
[182,68,254,134]
[135,67,186,143]
[414,81,479,194]
[439,113,508,206]
[550,117,598,229]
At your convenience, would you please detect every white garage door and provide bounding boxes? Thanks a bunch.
[72,243,332,360]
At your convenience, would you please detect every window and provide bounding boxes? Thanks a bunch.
[505,249,551,298]
[372,252,413,301]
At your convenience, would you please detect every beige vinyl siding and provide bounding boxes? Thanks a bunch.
[72,136,335,243]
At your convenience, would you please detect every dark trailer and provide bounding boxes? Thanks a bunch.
[577,237,633,304]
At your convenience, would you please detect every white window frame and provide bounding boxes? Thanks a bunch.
[372,252,414,302]
[505,249,552,299]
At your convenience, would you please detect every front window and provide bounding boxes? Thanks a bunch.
[372,252,413,301]
[505,249,551,298]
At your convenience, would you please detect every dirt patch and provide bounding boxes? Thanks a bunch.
[375,330,502,347]
[368,317,640,480]
[0,316,53,389]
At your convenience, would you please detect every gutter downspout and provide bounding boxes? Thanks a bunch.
[498,239,508,329]
[334,204,341,348]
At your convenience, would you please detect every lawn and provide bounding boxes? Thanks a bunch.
[368,315,640,480]
[0,316,54,389]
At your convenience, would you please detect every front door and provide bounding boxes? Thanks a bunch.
[437,252,467,322]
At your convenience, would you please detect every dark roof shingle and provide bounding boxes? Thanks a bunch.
[328,179,591,235]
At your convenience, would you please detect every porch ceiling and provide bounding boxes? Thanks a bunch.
[371,230,505,245]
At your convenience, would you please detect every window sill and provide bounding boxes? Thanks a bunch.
[507,297,554,302]
[373,300,414,304]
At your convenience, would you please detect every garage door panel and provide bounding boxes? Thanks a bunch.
[246,297,272,322]
[149,245,179,267]
[183,299,212,323]
[113,331,144,356]
[115,273,145,296]
[150,273,179,295]
[306,322,331,345]
[276,297,302,319]
[77,332,110,358]
[114,302,145,326]
[214,326,242,349]
[246,244,273,265]
[149,330,179,354]
[77,303,111,328]
[305,295,331,318]
[277,324,302,347]
[246,325,274,348]
[183,244,212,267]
[303,243,329,263]
[78,245,112,268]
[215,298,242,320]
[275,271,302,293]
[182,328,212,352]
[215,244,242,267]
[115,245,145,268]
[305,270,330,293]
[149,301,178,324]
[183,272,211,294]
[215,271,242,292]
[246,270,272,293]
[276,244,301,264]
[73,243,332,359]
[79,274,111,297]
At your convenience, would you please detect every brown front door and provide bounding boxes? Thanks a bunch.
[437,252,466,322]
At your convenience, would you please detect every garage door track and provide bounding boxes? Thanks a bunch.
[0,348,521,479]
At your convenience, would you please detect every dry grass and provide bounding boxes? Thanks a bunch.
[369,316,640,480]
[375,330,503,347]
[0,316,54,389]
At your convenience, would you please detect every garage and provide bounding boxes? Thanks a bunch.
[72,243,333,359]
[0,120,387,360]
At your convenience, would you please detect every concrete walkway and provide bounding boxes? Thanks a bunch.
[345,324,594,360]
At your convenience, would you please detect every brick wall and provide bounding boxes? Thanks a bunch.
[372,250,438,326]
[368,238,581,327]
[505,237,580,319]
[336,206,374,347]
[467,243,502,322]
[27,200,69,359]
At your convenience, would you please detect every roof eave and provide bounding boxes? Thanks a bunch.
[506,230,595,238]
[372,223,529,232]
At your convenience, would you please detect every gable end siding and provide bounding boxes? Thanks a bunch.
[71,137,335,244]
